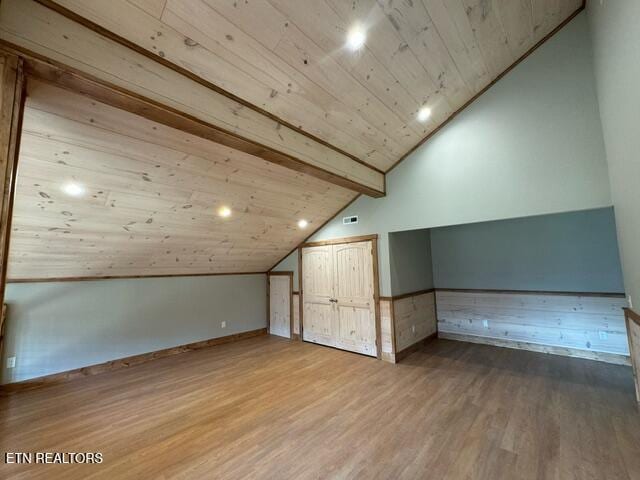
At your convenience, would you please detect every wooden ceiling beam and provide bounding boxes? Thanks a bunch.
[0,0,385,198]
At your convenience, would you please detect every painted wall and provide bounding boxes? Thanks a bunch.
[271,251,299,291]
[587,0,640,310]
[431,207,624,293]
[306,12,611,296]
[388,229,433,296]
[1,274,267,384]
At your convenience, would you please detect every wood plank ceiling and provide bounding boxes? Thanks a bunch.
[8,81,356,280]
[45,0,582,171]
[6,0,582,280]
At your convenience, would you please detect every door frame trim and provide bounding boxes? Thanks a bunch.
[299,235,381,359]
[299,234,378,248]
[267,271,294,338]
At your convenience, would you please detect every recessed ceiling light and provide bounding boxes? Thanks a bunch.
[417,106,432,123]
[218,206,232,218]
[297,219,309,229]
[61,182,85,197]
[346,24,366,51]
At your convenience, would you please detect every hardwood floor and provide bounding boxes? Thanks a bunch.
[1,336,639,479]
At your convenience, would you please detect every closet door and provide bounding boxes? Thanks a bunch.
[302,240,377,357]
[268,273,292,338]
[333,242,377,356]
[301,245,335,347]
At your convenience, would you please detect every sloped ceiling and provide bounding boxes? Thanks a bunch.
[7,0,583,280]
[46,0,582,171]
[8,81,356,280]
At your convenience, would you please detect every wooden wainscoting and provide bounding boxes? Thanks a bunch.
[0,328,267,394]
[292,292,300,340]
[624,308,640,402]
[379,298,395,363]
[437,289,630,365]
[379,289,437,363]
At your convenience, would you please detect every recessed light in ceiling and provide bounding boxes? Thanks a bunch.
[417,106,432,123]
[61,182,85,197]
[218,206,232,218]
[346,24,366,51]
[297,219,309,229]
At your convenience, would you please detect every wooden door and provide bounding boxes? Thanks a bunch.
[301,245,336,347]
[302,240,377,357]
[268,273,292,338]
[333,242,377,356]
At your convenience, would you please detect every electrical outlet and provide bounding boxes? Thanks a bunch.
[6,356,16,369]
[598,331,608,340]
[482,320,489,328]
[221,321,226,329]
[411,324,416,333]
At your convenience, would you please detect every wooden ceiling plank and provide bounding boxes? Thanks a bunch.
[265,0,428,138]
[494,0,535,60]
[461,0,516,79]
[13,195,341,234]
[17,158,350,228]
[165,2,399,170]
[531,0,561,43]
[20,126,354,219]
[323,0,449,134]
[9,80,357,280]
[127,0,166,19]
[48,0,399,174]
[56,0,396,170]
[20,131,344,205]
[203,0,419,154]
[0,0,385,196]
[368,0,471,112]
[422,0,491,93]
[23,107,349,200]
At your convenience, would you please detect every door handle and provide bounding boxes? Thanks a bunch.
[329,298,338,303]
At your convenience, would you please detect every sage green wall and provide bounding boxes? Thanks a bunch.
[307,12,611,296]
[388,229,433,296]
[431,207,624,293]
[587,0,640,310]
[1,274,267,384]
[271,251,299,291]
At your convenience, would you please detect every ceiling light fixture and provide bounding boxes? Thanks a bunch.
[417,106,432,123]
[218,206,232,218]
[346,23,366,51]
[297,219,309,229]
[61,182,85,197]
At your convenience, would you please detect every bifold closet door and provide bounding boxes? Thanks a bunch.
[268,273,292,338]
[302,241,377,357]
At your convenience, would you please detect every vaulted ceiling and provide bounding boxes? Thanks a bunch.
[44,0,582,171]
[4,0,583,280]
[8,81,355,280]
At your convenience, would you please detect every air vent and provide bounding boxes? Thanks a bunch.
[342,215,358,225]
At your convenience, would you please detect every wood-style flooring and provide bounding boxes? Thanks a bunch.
[1,336,639,479]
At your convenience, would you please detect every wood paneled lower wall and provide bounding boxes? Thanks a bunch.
[0,327,267,394]
[292,292,300,339]
[624,308,640,402]
[380,289,437,363]
[437,289,630,365]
